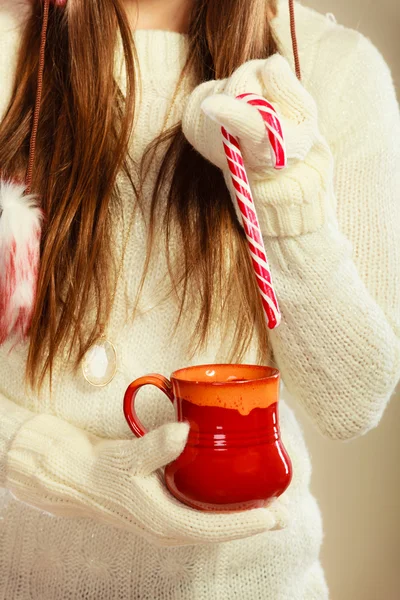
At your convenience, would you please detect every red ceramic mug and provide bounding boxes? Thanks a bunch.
[123,364,292,512]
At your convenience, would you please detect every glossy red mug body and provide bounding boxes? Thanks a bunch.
[123,364,292,512]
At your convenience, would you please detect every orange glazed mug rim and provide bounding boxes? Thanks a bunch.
[170,363,280,386]
[124,363,281,437]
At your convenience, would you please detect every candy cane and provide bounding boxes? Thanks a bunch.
[221,93,286,329]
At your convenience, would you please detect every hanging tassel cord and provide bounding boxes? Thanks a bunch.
[289,0,301,80]
[25,0,50,196]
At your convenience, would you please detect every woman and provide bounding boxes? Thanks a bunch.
[0,0,399,598]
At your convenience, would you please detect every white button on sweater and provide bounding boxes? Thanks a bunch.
[0,0,399,598]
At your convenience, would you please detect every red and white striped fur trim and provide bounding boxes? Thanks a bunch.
[0,179,42,344]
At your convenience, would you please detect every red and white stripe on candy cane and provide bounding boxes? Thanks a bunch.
[221,93,287,329]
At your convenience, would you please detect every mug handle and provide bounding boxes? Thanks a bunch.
[123,374,174,438]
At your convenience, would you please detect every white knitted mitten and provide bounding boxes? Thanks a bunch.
[6,412,285,547]
[182,54,333,236]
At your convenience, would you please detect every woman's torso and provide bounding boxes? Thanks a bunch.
[0,1,358,597]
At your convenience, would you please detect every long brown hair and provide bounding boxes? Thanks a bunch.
[0,0,279,390]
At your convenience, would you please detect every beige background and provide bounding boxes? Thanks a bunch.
[304,0,400,85]
[290,3,400,599]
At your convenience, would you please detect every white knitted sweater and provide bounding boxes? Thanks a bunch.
[1,0,399,598]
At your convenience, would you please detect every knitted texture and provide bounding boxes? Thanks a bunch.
[181,26,400,438]
[182,53,331,236]
[0,0,399,598]
[6,412,287,547]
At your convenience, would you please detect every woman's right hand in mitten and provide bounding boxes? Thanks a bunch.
[6,413,286,547]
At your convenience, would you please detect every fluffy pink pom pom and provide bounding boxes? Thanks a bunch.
[0,179,43,344]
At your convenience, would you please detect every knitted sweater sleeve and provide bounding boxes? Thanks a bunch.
[262,33,400,440]
[0,392,34,486]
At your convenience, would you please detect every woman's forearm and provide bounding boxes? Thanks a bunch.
[266,220,400,441]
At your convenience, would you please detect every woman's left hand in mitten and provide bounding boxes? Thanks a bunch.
[182,53,334,236]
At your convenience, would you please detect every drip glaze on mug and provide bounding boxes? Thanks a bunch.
[171,364,279,416]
